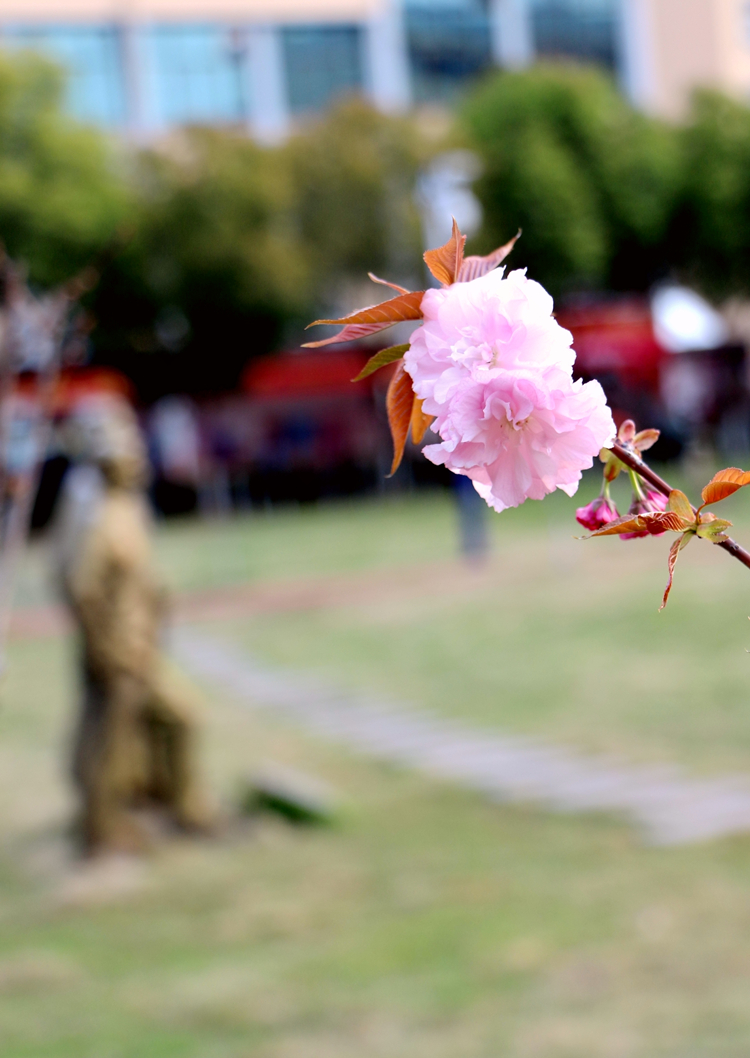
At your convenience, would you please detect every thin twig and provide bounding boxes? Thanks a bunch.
[610,441,750,573]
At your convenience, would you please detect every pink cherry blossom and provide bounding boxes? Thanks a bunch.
[576,495,620,531]
[404,268,615,512]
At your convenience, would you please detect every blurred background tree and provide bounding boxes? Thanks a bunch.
[89,127,308,399]
[463,64,682,297]
[677,90,750,300]
[0,51,128,286]
[283,100,429,297]
[89,102,432,400]
[7,43,750,401]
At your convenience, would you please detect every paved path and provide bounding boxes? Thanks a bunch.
[172,628,750,847]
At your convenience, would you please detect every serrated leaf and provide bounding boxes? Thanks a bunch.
[386,361,415,476]
[696,516,733,540]
[303,290,425,348]
[586,515,647,537]
[424,218,466,286]
[700,467,750,507]
[651,510,694,532]
[351,344,410,382]
[660,533,691,610]
[457,230,521,283]
[633,428,660,452]
[587,509,690,538]
[368,272,409,295]
[410,396,433,445]
[668,489,694,522]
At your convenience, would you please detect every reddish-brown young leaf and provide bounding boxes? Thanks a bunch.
[586,510,689,538]
[700,468,750,508]
[423,218,466,286]
[457,230,521,283]
[410,396,433,445]
[351,343,410,382]
[585,515,647,537]
[303,290,425,348]
[302,322,387,347]
[386,361,416,476]
[368,272,410,295]
[649,510,694,533]
[660,533,692,611]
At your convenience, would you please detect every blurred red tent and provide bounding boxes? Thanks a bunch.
[241,348,376,400]
[558,294,749,453]
[556,298,664,393]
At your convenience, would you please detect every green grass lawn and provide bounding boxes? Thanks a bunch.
[5,478,750,1057]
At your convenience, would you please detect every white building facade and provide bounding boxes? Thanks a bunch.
[1,1,745,138]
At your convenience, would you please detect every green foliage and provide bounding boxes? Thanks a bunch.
[92,103,432,397]
[90,127,308,395]
[283,100,428,292]
[0,51,128,286]
[678,90,750,297]
[463,64,682,295]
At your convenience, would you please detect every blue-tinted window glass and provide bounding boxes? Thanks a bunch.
[283,26,363,114]
[4,25,126,126]
[150,25,247,125]
[531,0,619,70]
[405,0,492,104]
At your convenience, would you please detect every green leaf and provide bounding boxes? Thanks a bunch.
[696,517,733,541]
[599,448,622,482]
[351,344,410,382]
[667,490,693,522]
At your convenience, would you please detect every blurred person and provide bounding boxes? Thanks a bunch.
[55,396,216,856]
[148,395,202,516]
[454,473,490,563]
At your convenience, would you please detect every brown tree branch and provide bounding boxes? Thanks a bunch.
[610,441,750,573]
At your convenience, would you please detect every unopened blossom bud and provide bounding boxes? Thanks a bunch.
[617,419,636,444]
[576,495,620,531]
[620,488,668,539]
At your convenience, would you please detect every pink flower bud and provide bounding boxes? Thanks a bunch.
[575,495,620,531]
[617,419,636,444]
[620,488,668,539]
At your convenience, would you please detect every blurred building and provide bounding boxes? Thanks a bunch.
[3,1,745,139]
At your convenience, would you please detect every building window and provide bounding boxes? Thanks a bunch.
[150,24,248,125]
[282,25,363,114]
[531,0,619,70]
[3,24,127,126]
[405,0,493,105]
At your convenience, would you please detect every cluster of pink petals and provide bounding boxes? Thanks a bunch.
[404,268,615,512]
[575,495,620,532]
